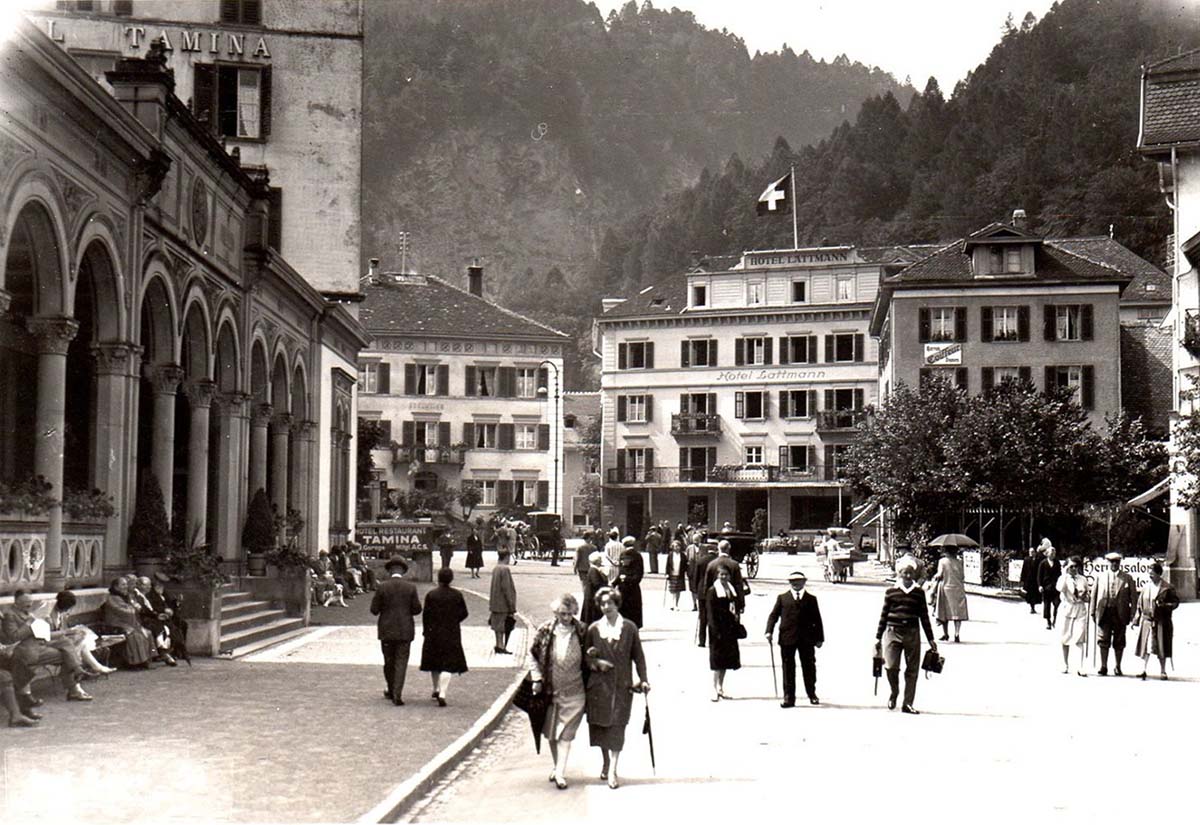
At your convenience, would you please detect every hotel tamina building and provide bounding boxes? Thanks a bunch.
[594,245,921,538]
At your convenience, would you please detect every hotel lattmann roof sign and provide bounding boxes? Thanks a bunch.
[742,248,861,268]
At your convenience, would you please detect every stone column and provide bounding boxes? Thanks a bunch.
[26,316,79,586]
[249,403,272,498]
[184,379,216,542]
[270,413,293,531]
[213,392,249,561]
[144,363,184,525]
[92,343,139,567]
[292,419,316,554]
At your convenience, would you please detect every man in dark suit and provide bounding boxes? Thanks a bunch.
[370,556,422,705]
[1036,542,1062,630]
[765,571,824,708]
[698,540,745,646]
[1091,551,1136,676]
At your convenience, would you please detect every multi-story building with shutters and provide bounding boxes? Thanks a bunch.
[594,245,920,538]
[357,265,567,519]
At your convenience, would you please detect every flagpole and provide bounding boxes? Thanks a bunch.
[790,163,798,250]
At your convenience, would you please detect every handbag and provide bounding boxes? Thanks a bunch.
[921,648,944,677]
[735,622,748,640]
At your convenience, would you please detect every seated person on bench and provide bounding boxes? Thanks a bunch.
[1,589,93,701]
[48,590,117,676]
[100,577,156,669]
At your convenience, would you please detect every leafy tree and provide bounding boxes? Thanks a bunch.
[357,419,390,497]
[457,483,483,520]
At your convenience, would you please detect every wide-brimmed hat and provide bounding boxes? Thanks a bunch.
[153,571,173,584]
[788,570,807,581]
[622,536,636,546]
[384,555,409,572]
[1104,551,1122,562]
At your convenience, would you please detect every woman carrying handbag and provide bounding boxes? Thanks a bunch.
[704,566,743,701]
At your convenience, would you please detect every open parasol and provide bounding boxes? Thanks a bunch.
[927,533,979,549]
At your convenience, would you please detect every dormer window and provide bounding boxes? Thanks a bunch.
[1005,247,1022,273]
[747,282,764,306]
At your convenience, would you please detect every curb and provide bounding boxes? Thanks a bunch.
[357,592,533,825]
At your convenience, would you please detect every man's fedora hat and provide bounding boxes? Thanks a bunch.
[1104,551,1122,562]
[384,555,409,572]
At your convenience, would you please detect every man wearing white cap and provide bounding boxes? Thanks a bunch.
[1090,551,1135,676]
[765,570,824,708]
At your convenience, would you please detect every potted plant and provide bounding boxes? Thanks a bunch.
[242,488,276,576]
[163,522,226,655]
[128,473,173,577]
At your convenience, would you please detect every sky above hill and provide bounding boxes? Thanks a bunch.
[593,0,1063,91]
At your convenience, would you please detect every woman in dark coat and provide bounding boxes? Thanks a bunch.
[585,587,649,790]
[1019,547,1042,614]
[420,567,469,705]
[581,552,608,625]
[1135,561,1179,680]
[100,577,154,668]
[705,566,742,701]
[616,537,644,628]
[465,523,485,578]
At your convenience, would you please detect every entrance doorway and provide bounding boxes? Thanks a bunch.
[625,495,645,540]
[735,490,768,533]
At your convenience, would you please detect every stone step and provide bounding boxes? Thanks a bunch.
[219,626,316,660]
[220,599,274,619]
[220,608,292,635]
[219,591,256,608]
[219,616,305,653]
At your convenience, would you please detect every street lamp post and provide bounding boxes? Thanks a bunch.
[537,359,561,565]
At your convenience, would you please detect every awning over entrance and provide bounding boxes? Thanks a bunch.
[848,501,880,527]
[1127,477,1170,507]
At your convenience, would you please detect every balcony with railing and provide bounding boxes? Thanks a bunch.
[670,413,723,437]
[605,464,844,485]
[816,410,866,431]
[394,445,469,466]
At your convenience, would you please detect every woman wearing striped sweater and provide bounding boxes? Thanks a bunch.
[875,558,938,714]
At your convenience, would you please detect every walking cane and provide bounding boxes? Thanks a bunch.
[661,573,669,608]
[768,636,779,699]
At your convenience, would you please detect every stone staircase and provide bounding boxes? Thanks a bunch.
[217,589,309,658]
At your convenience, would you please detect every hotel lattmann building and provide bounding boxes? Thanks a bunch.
[594,246,921,538]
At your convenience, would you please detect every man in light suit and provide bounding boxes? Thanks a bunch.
[1090,551,1135,676]
[765,570,824,707]
[370,556,422,705]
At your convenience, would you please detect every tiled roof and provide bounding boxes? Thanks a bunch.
[360,274,568,340]
[1141,50,1200,149]
[563,391,601,447]
[1120,324,1173,436]
[1051,237,1170,305]
[885,237,1137,286]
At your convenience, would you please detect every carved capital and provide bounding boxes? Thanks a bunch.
[215,391,250,418]
[185,379,217,409]
[91,342,139,377]
[251,403,274,427]
[25,317,80,355]
[0,288,11,314]
[296,419,318,440]
[143,363,185,394]
[271,412,294,435]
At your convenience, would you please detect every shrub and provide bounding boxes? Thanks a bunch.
[242,488,277,555]
[128,474,173,559]
[0,476,54,516]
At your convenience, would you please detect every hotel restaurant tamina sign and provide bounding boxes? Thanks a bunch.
[355,521,436,560]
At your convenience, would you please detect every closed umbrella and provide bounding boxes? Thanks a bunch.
[928,533,979,549]
[512,678,549,754]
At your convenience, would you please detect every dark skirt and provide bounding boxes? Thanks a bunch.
[419,632,468,674]
[466,547,484,569]
[589,722,627,752]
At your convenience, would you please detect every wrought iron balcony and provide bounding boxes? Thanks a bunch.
[671,413,722,437]
[394,445,468,466]
[816,410,866,431]
[605,465,834,485]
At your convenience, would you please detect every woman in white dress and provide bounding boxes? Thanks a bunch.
[932,548,969,642]
[48,590,116,675]
[1056,556,1090,676]
[529,593,589,789]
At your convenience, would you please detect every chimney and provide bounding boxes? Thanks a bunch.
[368,258,380,280]
[1011,208,1028,230]
[467,260,484,297]
[105,38,175,139]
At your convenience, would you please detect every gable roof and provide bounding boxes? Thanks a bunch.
[883,236,1136,286]
[963,222,1042,248]
[1140,48,1200,153]
[360,274,567,341]
[1050,237,1170,305]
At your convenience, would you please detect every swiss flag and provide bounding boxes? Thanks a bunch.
[757,172,791,216]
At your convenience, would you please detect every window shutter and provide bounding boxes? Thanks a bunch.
[824,389,835,412]
[1081,305,1094,341]
[854,334,865,362]
[260,65,272,137]
[709,340,717,365]
[764,337,773,365]
[1044,366,1056,392]
[616,449,625,471]
[645,395,653,422]
[779,390,789,418]
[707,393,716,414]
[438,421,451,447]
[680,341,690,368]
[1081,365,1095,409]
[645,342,654,369]
[401,420,414,446]
[617,396,627,422]
[824,445,836,481]
[220,0,239,23]
[919,308,931,343]
[982,367,994,391]
[499,367,516,398]
[404,363,416,396]
[1044,306,1056,341]
[537,480,549,508]
[807,336,818,364]
[193,63,217,131]
[644,449,654,471]
[779,337,790,365]
[678,393,689,415]
[679,448,689,469]
[378,420,392,442]
[377,363,391,395]
[955,368,968,391]
[735,338,745,366]
[497,480,514,506]
[734,392,745,419]
[808,389,817,416]
[462,422,474,446]
[954,308,966,342]
[1019,366,1031,385]
[243,0,262,25]
[854,388,864,410]
[706,447,717,473]
[465,366,477,397]
[1017,305,1030,342]
[618,343,627,370]
[437,364,449,396]
[762,391,772,419]
[808,445,817,472]
[824,335,835,363]
[267,187,283,252]
[499,423,515,450]
[535,367,547,393]
[779,445,789,469]
[981,306,993,343]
